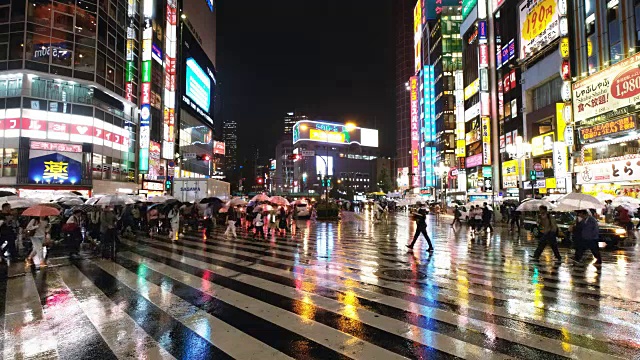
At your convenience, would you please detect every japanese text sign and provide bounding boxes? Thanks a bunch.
[578,116,637,142]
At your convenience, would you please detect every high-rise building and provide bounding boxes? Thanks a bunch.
[274,135,294,194]
[284,112,295,135]
[393,0,415,190]
[0,0,139,197]
[569,0,640,197]
[223,119,238,175]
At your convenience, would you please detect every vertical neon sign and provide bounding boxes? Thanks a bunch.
[139,0,153,172]
[125,0,136,102]
[162,0,177,159]
[410,76,420,188]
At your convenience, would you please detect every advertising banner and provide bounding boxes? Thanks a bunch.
[577,157,640,184]
[181,26,216,128]
[518,0,559,60]
[466,153,483,168]
[572,53,640,123]
[213,141,225,155]
[578,116,637,142]
[28,142,83,185]
[410,76,420,187]
[502,159,519,188]
[292,120,379,148]
[553,142,568,178]
[482,116,491,165]
[414,0,422,74]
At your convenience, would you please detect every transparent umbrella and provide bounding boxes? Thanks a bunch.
[94,195,136,206]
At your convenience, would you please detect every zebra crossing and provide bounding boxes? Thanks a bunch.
[2,215,640,359]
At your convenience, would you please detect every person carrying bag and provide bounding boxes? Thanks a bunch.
[531,205,561,261]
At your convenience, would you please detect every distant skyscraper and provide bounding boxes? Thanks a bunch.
[284,111,309,135]
[394,0,415,190]
[284,112,295,135]
[223,120,238,175]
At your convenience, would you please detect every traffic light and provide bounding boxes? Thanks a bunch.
[165,180,172,190]
[529,170,536,181]
[257,177,264,184]
[287,154,301,161]
[196,154,211,161]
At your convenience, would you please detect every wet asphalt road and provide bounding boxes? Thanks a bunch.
[2,211,640,359]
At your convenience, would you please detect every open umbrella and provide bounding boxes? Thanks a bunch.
[0,191,16,197]
[596,193,615,202]
[5,199,36,209]
[61,198,84,206]
[40,203,62,209]
[268,196,289,206]
[253,204,273,213]
[95,195,136,206]
[555,193,603,212]
[250,193,270,202]
[516,199,555,212]
[22,205,60,217]
[72,204,98,213]
[228,197,247,206]
[148,195,175,203]
[200,197,223,204]
[612,196,640,206]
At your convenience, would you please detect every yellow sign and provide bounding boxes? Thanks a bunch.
[309,129,345,143]
[502,160,519,176]
[587,38,593,57]
[559,37,569,58]
[531,132,555,156]
[43,161,68,181]
[456,139,466,157]
[556,103,566,142]
[545,178,556,189]
[522,0,556,41]
[464,78,479,100]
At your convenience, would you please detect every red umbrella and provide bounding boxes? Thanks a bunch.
[22,205,61,217]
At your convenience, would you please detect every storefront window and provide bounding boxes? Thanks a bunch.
[52,11,74,32]
[92,153,102,180]
[74,44,95,72]
[2,148,17,177]
[27,0,52,26]
[75,9,97,38]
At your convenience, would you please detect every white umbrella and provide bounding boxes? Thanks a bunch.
[94,195,135,206]
[61,198,84,206]
[554,193,603,212]
[251,193,270,202]
[227,197,247,206]
[148,195,176,203]
[4,199,36,209]
[268,196,289,206]
[612,196,640,206]
[516,199,555,212]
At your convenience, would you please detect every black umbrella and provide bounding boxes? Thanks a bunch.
[72,204,98,213]
[200,197,223,204]
[0,190,16,197]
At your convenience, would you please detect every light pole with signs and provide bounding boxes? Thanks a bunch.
[505,136,532,200]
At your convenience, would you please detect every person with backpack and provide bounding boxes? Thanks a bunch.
[531,205,561,261]
[406,202,434,252]
[451,205,462,228]
[572,209,602,266]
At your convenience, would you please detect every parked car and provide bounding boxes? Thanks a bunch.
[522,211,626,247]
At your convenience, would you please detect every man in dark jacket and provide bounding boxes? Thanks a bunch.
[531,205,561,261]
[482,203,493,232]
[0,203,17,263]
[406,203,434,252]
[573,209,602,265]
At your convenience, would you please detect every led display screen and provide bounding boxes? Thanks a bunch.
[181,26,216,128]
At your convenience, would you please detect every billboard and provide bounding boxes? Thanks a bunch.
[213,140,225,155]
[519,0,559,60]
[579,116,637,143]
[424,0,462,19]
[410,76,420,187]
[292,120,379,148]
[181,26,216,128]
[462,0,477,20]
[577,157,640,184]
[315,156,333,176]
[28,141,83,185]
[573,53,640,124]
[162,0,177,159]
[414,0,423,74]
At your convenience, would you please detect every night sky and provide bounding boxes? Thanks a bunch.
[216,0,396,166]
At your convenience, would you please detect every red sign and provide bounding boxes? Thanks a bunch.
[561,60,570,80]
[410,76,420,187]
[23,118,44,131]
[48,121,68,133]
[94,127,104,139]
[141,83,151,104]
[30,141,82,153]
[213,141,225,155]
[70,124,92,136]
[579,116,637,141]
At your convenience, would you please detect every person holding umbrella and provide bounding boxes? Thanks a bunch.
[531,205,561,262]
[25,216,50,269]
[224,206,238,238]
[0,203,17,263]
[168,203,180,241]
[572,209,602,266]
[64,209,83,258]
[100,206,117,259]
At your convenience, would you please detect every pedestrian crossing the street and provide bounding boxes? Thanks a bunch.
[2,215,640,359]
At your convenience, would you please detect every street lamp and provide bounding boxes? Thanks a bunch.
[506,136,532,199]
[434,161,450,207]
